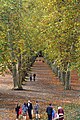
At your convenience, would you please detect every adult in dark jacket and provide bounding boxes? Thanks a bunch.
[33,74,36,81]
[30,74,32,81]
[46,103,53,120]
[15,103,20,119]
[27,100,33,120]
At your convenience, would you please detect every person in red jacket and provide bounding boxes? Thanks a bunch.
[58,106,64,120]
[18,105,23,119]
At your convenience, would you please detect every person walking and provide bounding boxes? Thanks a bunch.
[15,103,20,120]
[22,102,28,120]
[46,103,53,120]
[18,105,23,119]
[52,109,59,120]
[58,106,64,120]
[33,73,36,81]
[27,100,33,120]
[34,101,40,120]
[30,74,32,81]
[52,108,55,120]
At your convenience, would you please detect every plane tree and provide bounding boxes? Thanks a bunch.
[0,0,80,90]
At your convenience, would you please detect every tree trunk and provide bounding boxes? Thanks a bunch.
[12,63,18,88]
[17,71,23,90]
[65,71,71,90]
[7,28,18,88]
[62,71,66,85]
[17,49,23,90]
[58,69,61,80]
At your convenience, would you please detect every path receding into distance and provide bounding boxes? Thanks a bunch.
[0,57,80,119]
[23,57,79,102]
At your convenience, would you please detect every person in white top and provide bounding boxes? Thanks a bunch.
[27,100,33,120]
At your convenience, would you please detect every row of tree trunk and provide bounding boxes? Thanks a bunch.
[46,60,71,90]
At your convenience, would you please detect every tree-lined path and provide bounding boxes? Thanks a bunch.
[0,0,80,119]
[0,57,80,119]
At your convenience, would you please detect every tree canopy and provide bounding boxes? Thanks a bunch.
[0,0,80,89]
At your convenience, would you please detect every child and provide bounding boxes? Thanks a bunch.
[52,108,55,120]
[34,101,40,119]
[18,105,23,120]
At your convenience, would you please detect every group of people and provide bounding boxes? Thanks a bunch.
[15,100,40,120]
[15,101,64,120]
[46,103,64,120]
[30,73,36,81]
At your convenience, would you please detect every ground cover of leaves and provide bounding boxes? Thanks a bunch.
[0,57,80,120]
